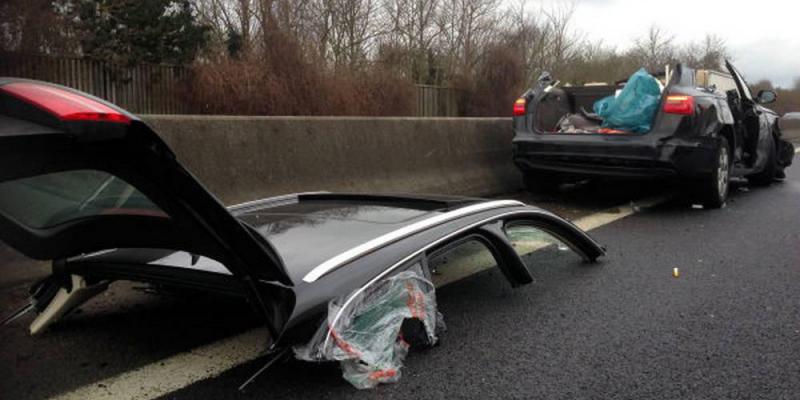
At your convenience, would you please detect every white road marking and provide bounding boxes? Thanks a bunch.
[49,328,270,400]
[572,195,670,231]
[46,194,672,400]
[431,194,672,287]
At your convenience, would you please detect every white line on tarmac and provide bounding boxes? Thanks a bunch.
[48,194,672,400]
[572,194,670,231]
[49,328,270,400]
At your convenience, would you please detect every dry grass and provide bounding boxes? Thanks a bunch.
[181,34,415,116]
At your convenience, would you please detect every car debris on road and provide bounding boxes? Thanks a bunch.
[295,266,444,389]
[0,78,606,389]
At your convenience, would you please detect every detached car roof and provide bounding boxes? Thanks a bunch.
[76,192,487,284]
[0,78,605,345]
[233,193,481,283]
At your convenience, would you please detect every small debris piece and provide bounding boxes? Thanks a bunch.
[294,265,444,389]
[673,268,680,278]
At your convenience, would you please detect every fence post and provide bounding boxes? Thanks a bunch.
[415,84,458,117]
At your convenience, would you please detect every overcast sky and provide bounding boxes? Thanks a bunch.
[524,0,799,88]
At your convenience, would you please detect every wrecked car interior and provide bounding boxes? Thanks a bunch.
[531,68,665,135]
[533,64,778,137]
[512,60,794,208]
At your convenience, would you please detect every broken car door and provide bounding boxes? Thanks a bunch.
[0,80,295,338]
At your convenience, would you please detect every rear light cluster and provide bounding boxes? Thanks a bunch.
[662,95,695,115]
[0,82,131,124]
[513,97,527,116]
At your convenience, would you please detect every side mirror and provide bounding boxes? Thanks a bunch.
[537,71,553,85]
[756,90,777,104]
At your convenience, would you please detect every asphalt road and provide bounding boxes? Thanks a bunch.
[156,157,800,399]
[2,156,799,399]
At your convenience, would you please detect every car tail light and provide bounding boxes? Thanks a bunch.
[662,95,695,115]
[513,97,527,116]
[0,82,131,124]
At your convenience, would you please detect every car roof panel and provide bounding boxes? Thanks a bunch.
[237,199,444,283]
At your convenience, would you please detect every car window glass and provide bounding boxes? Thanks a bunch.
[0,169,165,229]
[504,224,582,270]
[427,238,499,287]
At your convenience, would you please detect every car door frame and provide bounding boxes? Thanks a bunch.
[424,227,533,288]
[0,125,297,338]
[313,206,605,349]
[1,80,296,338]
[725,60,774,168]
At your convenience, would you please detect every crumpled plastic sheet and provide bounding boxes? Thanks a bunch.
[294,266,444,389]
[593,68,662,133]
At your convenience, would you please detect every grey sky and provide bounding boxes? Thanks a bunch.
[524,0,799,88]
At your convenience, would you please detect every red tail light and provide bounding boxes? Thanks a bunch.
[513,97,527,116]
[662,95,695,115]
[0,82,131,124]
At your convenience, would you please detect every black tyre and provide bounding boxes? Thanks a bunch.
[695,137,731,209]
[747,135,777,187]
[523,172,560,193]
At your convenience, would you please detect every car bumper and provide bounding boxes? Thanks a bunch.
[512,133,719,179]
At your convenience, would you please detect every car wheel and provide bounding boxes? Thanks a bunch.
[523,172,560,193]
[696,137,731,209]
[747,135,777,187]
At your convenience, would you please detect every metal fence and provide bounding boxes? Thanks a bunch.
[416,84,459,117]
[0,53,190,114]
[1,53,463,117]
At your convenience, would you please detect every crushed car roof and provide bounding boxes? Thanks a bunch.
[236,196,464,283]
[1,78,606,358]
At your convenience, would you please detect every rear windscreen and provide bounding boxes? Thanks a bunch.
[0,169,165,229]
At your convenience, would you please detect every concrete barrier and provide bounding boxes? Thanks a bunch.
[143,116,521,205]
[779,116,800,143]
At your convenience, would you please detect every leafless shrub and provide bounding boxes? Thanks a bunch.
[183,31,413,115]
[459,42,526,116]
[14,0,798,116]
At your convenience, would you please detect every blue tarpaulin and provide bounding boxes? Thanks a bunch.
[593,68,661,133]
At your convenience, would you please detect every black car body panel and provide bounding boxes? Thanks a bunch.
[66,193,604,344]
[512,61,793,181]
[0,78,295,337]
[0,78,605,350]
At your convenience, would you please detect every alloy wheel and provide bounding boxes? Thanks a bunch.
[717,146,729,198]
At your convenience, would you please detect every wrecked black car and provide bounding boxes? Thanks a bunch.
[0,79,605,388]
[512,60,794,208]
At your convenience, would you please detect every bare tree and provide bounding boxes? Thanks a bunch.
[503,2,583,85]
[314,0,380,68]
[116,1,785,116]
[193,0,261,57]
[381,0,441,82]
[631,24,676,71]
[681,33,729,70]
[541,3,581,73]
[436,0,500,78]
[194,0,316,58]
[504,3,549,84]
[0,0,79,55]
